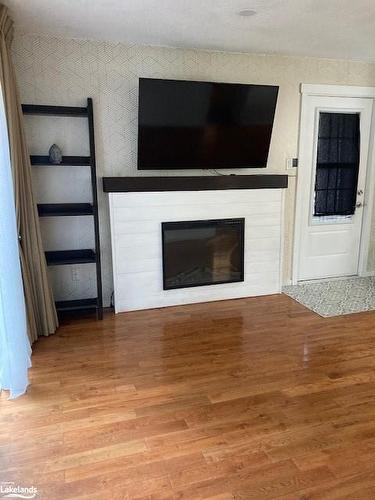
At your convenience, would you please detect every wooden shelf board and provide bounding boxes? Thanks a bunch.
[45,249,96,266]
[55,298,98,311]
[30,155,91,166]
[22,104,88,117]
[38,203,93,217]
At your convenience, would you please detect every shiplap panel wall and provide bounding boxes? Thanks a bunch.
[109,189,284,312]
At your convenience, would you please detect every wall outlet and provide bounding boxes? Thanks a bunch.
[286,158,298,170]
[71,267,79,282]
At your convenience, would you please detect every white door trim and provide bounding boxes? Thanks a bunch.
[292,84,375,284]
[301,84,375,99]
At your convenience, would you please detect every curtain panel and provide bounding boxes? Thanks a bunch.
[0,4,58,343]
[0,82,31,398]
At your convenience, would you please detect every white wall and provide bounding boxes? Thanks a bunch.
[12,31,375,306]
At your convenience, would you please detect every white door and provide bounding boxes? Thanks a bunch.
[297,96,373,281]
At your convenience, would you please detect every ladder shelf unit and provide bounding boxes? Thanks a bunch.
[22,98,103,319]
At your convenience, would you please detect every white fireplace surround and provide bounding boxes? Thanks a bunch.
[108,188,285,312]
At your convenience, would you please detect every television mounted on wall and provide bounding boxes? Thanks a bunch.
[137,77,279,170]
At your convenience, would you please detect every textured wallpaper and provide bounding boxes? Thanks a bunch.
[12,31,375,305]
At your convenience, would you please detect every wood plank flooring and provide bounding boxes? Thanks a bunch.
[2,294,375,499]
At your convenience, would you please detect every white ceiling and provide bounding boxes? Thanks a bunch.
[5,0,375,61]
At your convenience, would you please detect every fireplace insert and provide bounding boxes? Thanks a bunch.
[162,218,245,290]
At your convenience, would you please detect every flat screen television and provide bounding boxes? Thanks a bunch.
[137,78,279,170]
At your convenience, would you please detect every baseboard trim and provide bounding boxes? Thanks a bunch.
[282,279,293,287]
[286,272,375,284]
[359,271,375,277]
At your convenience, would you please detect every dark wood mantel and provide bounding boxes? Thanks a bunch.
[102,175,288,193]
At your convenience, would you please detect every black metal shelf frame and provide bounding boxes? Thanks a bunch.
[23,99,103,319]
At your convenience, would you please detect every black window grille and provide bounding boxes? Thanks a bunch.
[314,112,360,217]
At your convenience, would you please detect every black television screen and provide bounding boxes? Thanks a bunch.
[137,78,279,170]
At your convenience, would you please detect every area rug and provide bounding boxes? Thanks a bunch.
[283,277,375,317]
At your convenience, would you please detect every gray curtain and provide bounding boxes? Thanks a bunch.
[0,4,58,343]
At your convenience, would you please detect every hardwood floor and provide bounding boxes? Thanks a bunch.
[2,294,375,499]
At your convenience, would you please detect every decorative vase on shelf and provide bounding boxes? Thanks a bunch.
[49,144,62,164]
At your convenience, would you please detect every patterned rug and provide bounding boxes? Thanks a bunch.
[283,277,375,317]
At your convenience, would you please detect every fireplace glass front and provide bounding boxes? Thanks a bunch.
[162,218,245,290]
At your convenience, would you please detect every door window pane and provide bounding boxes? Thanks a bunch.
[313,112,360,216]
